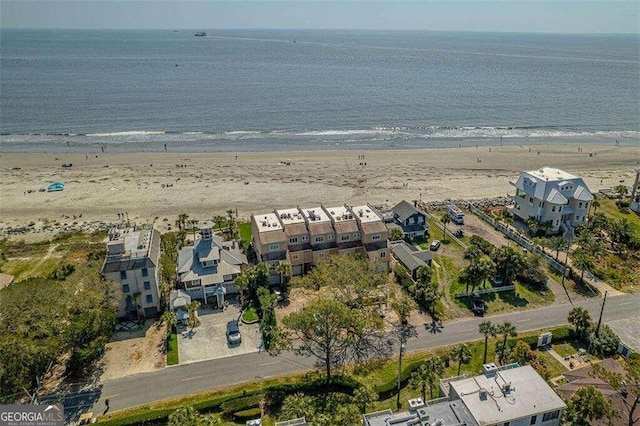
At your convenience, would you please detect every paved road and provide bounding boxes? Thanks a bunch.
[95,292,639,414]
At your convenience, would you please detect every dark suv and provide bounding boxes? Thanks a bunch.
[226,320,241,345]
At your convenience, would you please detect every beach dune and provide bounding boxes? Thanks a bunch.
[1,144,638,230]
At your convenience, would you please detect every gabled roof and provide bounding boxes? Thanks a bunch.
[177,235,247,286]
[574,185,594,201]
[284,222,308,238]
[391,242,431,272]
[514,167,593,205]
[392,200,422,221]
[545,188,568,204]
[360,221,387,235]
[333,220,360,234]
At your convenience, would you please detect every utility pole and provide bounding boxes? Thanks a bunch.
[396,332,406,410]
[595,291,608,338]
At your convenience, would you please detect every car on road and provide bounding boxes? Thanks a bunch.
[226,320,241,345]
[430,240,441,251]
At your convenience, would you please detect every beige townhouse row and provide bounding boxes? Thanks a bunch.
[251,204,389,283]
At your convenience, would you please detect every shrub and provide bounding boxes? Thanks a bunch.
[49,264,75,280]
[588,325,620,357]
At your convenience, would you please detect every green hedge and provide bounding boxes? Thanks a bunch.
[234,407,262,422]
[220,394,263,417]
[374,358,424,400]
[166,331,178,366]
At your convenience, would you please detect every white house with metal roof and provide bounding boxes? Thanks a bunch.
[509,167,593,234]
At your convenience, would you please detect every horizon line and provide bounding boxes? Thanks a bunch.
[2,27,639,36]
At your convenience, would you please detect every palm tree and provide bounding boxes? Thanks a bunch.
[590,200,601,217]
[275,261,292,293]
[389,228,404,241]
[449,343,472,376]
[234,271,250,306]
[160,310,177,334]
[213,215,226,233]
[280,392,312,420]
[186,301,201,332]
[440,216,451,242]
[573,251,594,282]
[615,184,629,198]
[497,321,518,364]
[539,220,553,236]
[549,236,568,260]
[391,294,417,325]
[410,357,444,401]
[226,209,236,240]
[525,217,540,236]
[416,265,432,292]
[176,213,189,232]
[353,385,377,414]
[568,306,592,339]
[476,256,495,288]
[478,320,497,364]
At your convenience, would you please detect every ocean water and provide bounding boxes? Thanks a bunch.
[1,29,638,152]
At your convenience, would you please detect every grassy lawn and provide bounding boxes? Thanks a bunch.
[241,307,259,323]
[598,198,640,234]
[553,341,586,358]
[238,222,252,247]
[167,331,179,366]
[0,231,106,282]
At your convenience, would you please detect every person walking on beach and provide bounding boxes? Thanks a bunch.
[164,143,167,151]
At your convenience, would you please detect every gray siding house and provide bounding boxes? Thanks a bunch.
[101,226,161,319]
[177,227,247,307]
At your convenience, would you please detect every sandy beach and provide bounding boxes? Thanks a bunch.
[1,143,638,233]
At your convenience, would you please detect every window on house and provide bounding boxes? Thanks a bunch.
[529,196,533,203]
[292,254,299,260]
[122,284,130,293]
[380,251,386,258]
[146,294,153,303]
[353,232,361,239]
[120,271,127,280]
[315,236,324,243]
[318,252,325,258]
[409,217,415,225]
[542,410,560,422]
[341,235,350,241]
[530,415,537,425]
[144,281,151,290]
[344,251,351,256]
[578,202,582,208]
[418,216,424,223]
[302,235,309,241]
[289,237,298,244]
[269,243,280,251]
[141,268,148,277]
[328,234,334,240]
[552,206,556,212]
[372,234,381,241]
[576,216,580,221]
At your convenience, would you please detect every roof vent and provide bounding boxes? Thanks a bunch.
[416,408,430,420]
[479,389,488,400]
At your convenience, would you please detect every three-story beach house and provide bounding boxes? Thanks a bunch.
[177,226,248,307]
[101,225,161,319]
[509,167,593,235]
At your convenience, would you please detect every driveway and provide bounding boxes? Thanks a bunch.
[177,302,262,365]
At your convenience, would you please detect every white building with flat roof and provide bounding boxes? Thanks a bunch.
[510,167,593,235]
[363,364,566,426]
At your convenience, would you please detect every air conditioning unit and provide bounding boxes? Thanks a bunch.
[408,398,425,412]
[479,389,488,400]
[416,408,430,420]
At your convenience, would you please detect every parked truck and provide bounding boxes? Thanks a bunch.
[447,204,465,224]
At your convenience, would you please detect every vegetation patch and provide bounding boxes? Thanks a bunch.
[241,306,259,323]
[166,328,179,366]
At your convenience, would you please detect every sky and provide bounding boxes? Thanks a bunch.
[1,1,638,33]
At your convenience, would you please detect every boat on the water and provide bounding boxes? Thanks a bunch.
[194,32,207,37]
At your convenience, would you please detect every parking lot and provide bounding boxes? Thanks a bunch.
[177,302,262,365]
